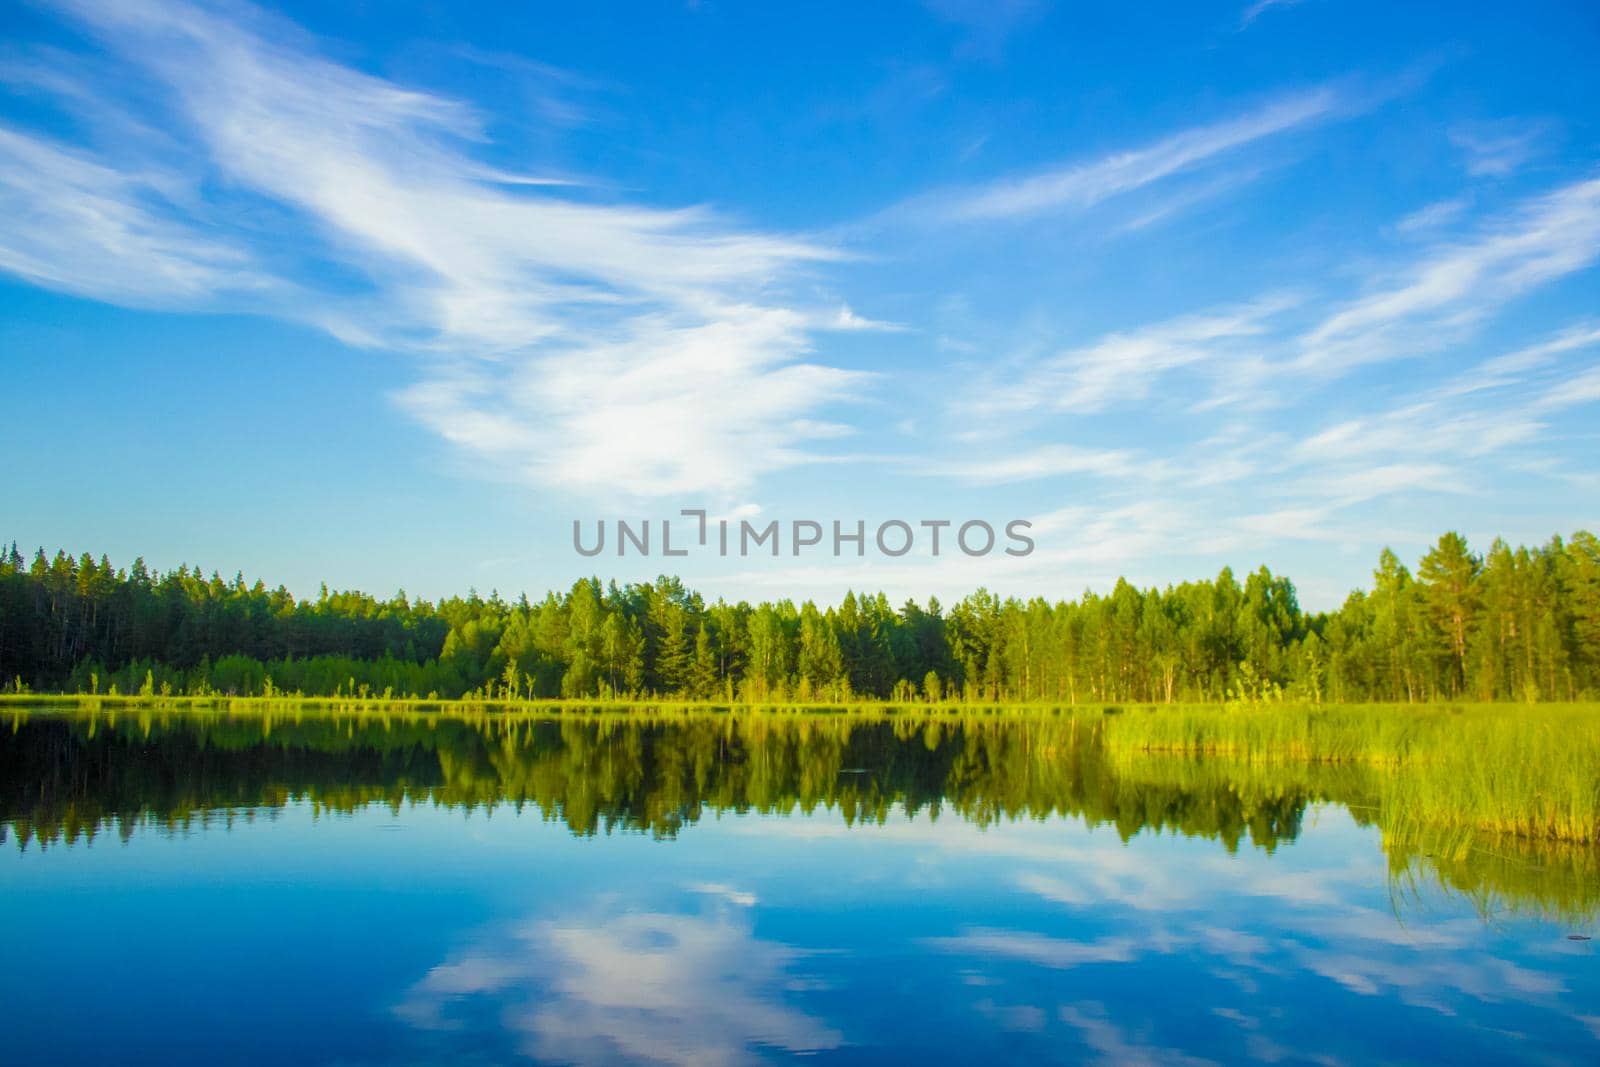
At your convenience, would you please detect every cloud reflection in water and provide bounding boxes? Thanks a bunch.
[396,887,841,1066]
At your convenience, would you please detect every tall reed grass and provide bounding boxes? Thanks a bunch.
[1098,702,1600,843]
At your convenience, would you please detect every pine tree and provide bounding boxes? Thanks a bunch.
[1417,532,1481,694]
[690,624,717,700]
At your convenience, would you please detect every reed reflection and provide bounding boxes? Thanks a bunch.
[3,706,1595,922]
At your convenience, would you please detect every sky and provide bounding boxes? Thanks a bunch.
[2,0,1598,611]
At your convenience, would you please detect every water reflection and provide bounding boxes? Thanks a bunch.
[3,706,1593,924]
[372,806,1598,1064]
[398,891,840,1067]
[2,707,1598,1064]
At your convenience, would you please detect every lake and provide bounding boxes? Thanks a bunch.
[3,706,1597,1065]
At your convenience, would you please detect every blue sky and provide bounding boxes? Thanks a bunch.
[2,0,1598,610]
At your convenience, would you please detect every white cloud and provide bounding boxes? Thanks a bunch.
[1393,196,1470,235]
[10,0,879,499]
[398,307,872,497]
[1535,364,1600,413]
[1448,118,1552,178]
[1239,0,1305,29]
[924,179,1600,579]
[1440,322,1600,399]
[1292,405,1543,466]
[0,124,262,304]
[1281,319,1600,503]
[1309,463,1471,506]
[927,444,1144,486]
[964,296,1297,417]
[952,181,1600,452]
[1298,178,1600,373]
[52,0,840,347]
[899,87,1346,224]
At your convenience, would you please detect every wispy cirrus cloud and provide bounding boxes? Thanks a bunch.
[1448,118,1554,178]
[892,85,1348,226]
[0,124,262,304]
[1292,406,1544,468]
[1235,317,1598,529]
[4,0,880,501]
[1298,177,1600,372]
[962,295,1298,417]
[952,178,1600,451]
[52,0,838,348]
[1393,196,1471,235]
[1441,322,1600,399]
[1535,362,1600,413]
[919,173,1600,594]
[1239,0,1306,29]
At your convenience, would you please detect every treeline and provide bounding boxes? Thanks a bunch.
[1,530,1597,703]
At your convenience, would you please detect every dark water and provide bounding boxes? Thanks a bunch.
[3,707,1596,1065]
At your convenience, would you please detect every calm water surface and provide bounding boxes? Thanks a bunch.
[2,708,1596,1065]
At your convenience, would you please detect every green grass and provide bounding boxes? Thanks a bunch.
[1096,702,1600,844]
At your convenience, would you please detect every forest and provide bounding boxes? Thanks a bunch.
[0,530,1597,704]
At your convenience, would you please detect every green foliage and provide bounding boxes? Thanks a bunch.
[1,531,1596,703]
